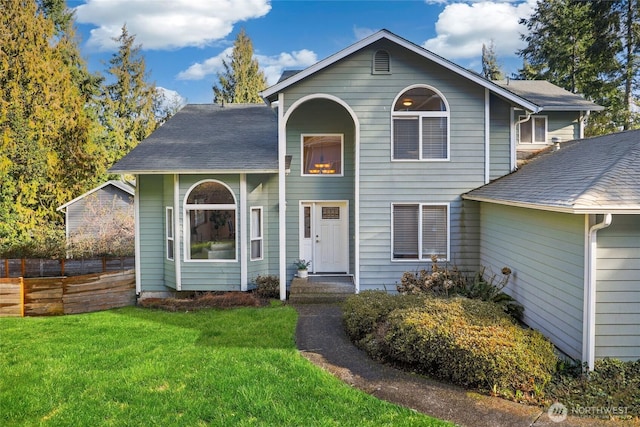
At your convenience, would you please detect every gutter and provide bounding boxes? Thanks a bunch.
[583,213,612,371]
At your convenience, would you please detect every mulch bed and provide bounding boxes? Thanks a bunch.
[138,291,270,311]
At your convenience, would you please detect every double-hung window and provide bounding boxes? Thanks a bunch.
[392,203,449,261]
[165,207,174,261]
[518,115,547,144]
[392,86,449,160]
[250,207,263,261]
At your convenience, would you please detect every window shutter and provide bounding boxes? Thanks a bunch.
[393,205,419,258]
[373,50,390,73]
[393,118,419,159]
[422,117,447,159]
[421,205,447,258]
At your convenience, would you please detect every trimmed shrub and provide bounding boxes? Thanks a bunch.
[254,275,280,299]
[381,297,557,398]
[342,291,425,345]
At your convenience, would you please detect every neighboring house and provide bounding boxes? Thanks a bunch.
[464,130,640,367]
[57,180,135,240]
[109,30,626,362]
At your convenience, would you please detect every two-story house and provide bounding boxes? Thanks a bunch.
[110,30,637,366]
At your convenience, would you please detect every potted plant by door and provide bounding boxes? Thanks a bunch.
[294,259,311,278]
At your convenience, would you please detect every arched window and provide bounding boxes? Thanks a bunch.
[392,86,449,160]
[184,180,236,261]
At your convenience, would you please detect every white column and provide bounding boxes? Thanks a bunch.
[240,173,248,291]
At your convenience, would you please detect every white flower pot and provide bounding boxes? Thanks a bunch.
[298,269,308,278]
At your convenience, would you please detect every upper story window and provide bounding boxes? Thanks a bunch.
[392,86,450,161]
[184,180,236,261]
[519,115,547,144]
[372,50,390,74]
[302,134,343,176]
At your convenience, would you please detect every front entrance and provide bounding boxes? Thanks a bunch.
[300,201,349,273]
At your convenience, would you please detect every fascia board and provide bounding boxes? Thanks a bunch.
[260,30,542,113]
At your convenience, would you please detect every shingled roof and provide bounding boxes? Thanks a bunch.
[463,130,640,214]
[493,80,604,111]
[109,104,278,174]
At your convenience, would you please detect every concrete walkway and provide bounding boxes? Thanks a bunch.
[294,303,631,427]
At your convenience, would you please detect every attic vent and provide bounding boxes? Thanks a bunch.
[372,50,391,74]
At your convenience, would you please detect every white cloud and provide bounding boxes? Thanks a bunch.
[176,47,234,81]
[177,49,318,86]
[74,0,271,51]
[423,0,536,60]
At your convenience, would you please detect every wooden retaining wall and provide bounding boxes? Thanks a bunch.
[0,270,136,317]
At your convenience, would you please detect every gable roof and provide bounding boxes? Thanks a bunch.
[261,29,601,114]
[57,180,135,212]
[463,130,640,214]
[494,80,604,111]
[109,104,278,174]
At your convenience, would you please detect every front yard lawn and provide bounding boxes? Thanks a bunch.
[0,305,451,426]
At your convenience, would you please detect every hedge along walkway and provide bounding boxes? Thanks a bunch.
[294,304,634,427]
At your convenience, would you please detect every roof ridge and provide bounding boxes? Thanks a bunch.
[574,136,640,208]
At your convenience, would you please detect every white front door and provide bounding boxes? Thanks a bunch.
[300,202,349,273]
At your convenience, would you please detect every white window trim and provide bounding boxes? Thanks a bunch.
[518,115,548,144]
[390,202,450,262]
[183,179,238,263]
[165,206,174,261]
[300,133,344,177]
[250,206,264,261]
[391,85,450,162]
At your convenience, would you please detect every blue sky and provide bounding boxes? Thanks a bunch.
[69,0,537,105]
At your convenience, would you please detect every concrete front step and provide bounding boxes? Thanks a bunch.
[289,276,355,304]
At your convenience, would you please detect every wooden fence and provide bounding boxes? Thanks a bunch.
[0,257,135,278]
[0,270,136,317]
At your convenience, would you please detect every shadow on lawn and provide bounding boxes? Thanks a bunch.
[114,301,298,351]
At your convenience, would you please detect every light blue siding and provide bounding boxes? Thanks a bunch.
[137,175,166,292]
[284,99,356,280]
[477,203,585,360]
[281,39,486,289]
[596,214,640,361]
[247,174,279,285]
[489,94,512,179]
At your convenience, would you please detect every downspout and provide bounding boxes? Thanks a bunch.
[583,213,612,371]
[512,111,533,171]
[579,110,590,139]
[277,92,287,301]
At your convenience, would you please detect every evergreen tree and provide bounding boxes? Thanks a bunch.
[213,28,267,104]
[518,0,639,134]
[481,40,504,80]
[100,25,158,165]
[0,0,103,253]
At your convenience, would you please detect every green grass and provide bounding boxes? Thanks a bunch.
[0,305,452,426]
